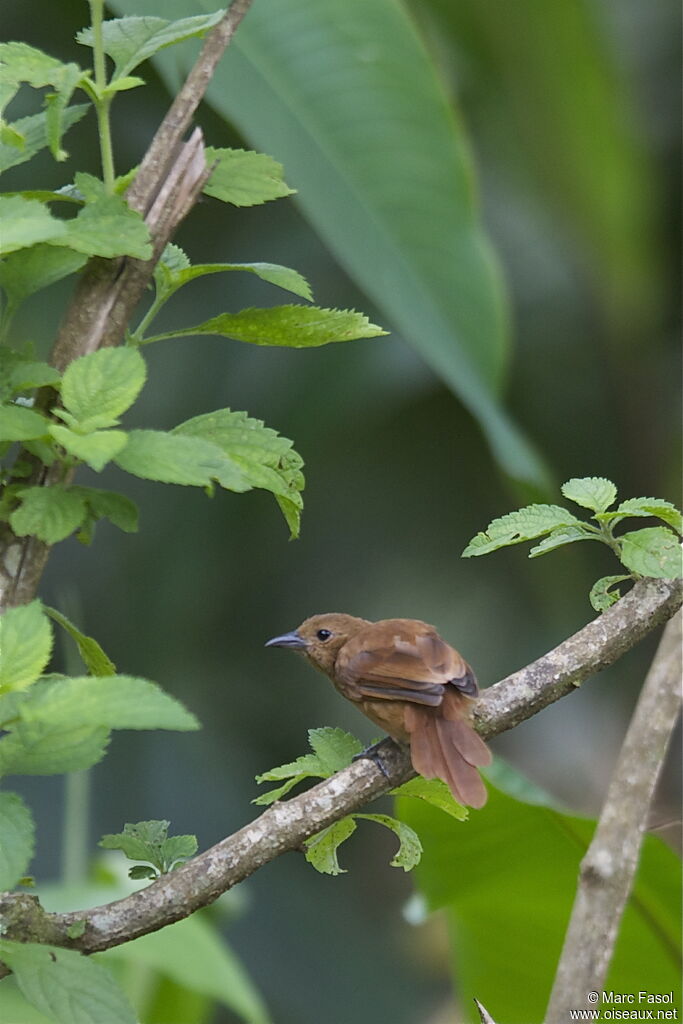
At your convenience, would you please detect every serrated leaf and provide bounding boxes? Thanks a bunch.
[462,504,583,557]
[172,408,305,537]
[161,833,198,867]
[77,12,224,80]
[99,819,169,863]
[0,244,86,314]
[589,575,632,613]
[0,600,53,693]
[20,675,199,732]
[0,195,67,255]
[355,813,423,871]
[0,721,110,776]
[308,726,364,773]
[115,429,226,485]
[70,486,138,533]
[144,304,387,347]
[49,424,128,471]
[561,477,617,513]
[255,752,326,783]
[619,528,682,580]
[304,817,357,875]
[60,347,146,428]
[601,498,683,535]
[204,147,295,207]
[10,485,87,542]
[0,404,49,441]
[44,606,116,676]
[0,939,137,1024]
[0,791,35,890]
[392,776,468,822]
[53,192,152,260]
[0,104,88,174]
[152,257,313,304]
[528,526,595,558]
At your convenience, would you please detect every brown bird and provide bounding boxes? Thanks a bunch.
[265,613,491,808]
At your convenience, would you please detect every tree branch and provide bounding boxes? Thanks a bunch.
[545,609,682,1023]
[0,0,255,613]
[0,576,679,962]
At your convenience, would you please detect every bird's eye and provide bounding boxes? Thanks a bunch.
[316,629,332,641]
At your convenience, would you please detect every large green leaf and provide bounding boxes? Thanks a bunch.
[420,0,659,332]
[398,785,681,1023]
[109,0,549,490]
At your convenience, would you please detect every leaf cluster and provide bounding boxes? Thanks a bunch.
[99,820,198,881]
[255,727,468,874]
[463,477,682,610]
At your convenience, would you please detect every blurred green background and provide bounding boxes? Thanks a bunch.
[2,0,680,1021]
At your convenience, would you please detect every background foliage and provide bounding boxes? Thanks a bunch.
[1,1,680,1022]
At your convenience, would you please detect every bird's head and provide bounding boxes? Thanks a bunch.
[265,612,369,675]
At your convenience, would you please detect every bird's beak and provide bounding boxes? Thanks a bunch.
[265,630,308,650]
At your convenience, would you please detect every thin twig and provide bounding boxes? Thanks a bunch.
[545,610,682,1023]
[0,577,679,963]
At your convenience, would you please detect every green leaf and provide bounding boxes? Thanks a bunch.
[204,147,296,207]
[115,429,227,485]
[153,255,313,304]
[392,776,468,822]
[304,818,357,875]
[462,504,583,557]
[8,361,62,394]
[0,244,87,315]
[60,347,146,429]
[160,833,198,867]
[70,486,138,534]
[528,526,595,558]
[103,912,272,1024]
[0,404,49,441]
[255,752,325,783]
[0,720,110,777]
[251,774,308,806]
[44,606,116,676]
[561,476,617,513]
[619,527,682,580]
[355,813,423,871]
[0,195,67,255]
[20,675,199,732]
[49,424,128,471]
[129,0,549,488]
[589,574,633,613]
[0,940,137,1024]
[307,726,364,773]
[10,485,87,543]
[0,791,35,890]
[54,192,152,260]
[144,304,387,347]
[599,498,683,535]
[76,12,225,80]
[0,600,53,693]
[398,784,681,1024]
[0,104,88,174]
[172,409,305,537]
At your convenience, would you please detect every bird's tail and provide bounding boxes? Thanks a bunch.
[404,689,491,808]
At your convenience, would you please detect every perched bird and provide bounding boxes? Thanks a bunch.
[265,613,491,808]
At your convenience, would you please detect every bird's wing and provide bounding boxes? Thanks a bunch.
[336,619,476,706]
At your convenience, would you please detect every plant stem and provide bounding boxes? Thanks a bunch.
[61,771,91,886]
[89,0,115,192]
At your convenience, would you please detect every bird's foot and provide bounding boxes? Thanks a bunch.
[352,739,392,780]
